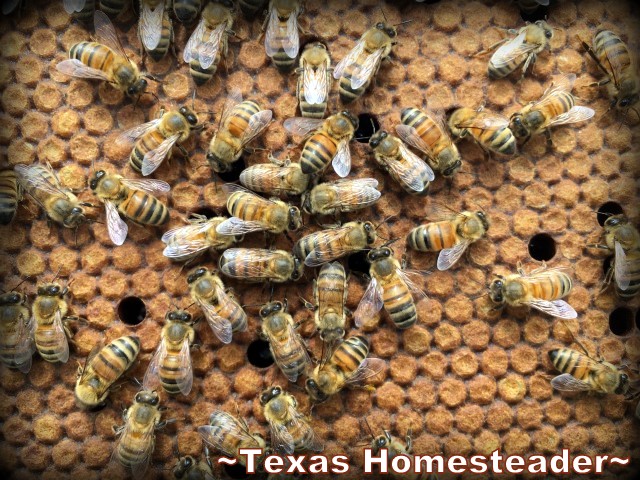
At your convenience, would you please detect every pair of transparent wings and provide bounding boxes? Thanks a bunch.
[302,63,330,105]
[143,335,193,395]
[316,178,381,212]
[2,312,35,373]
[490,29,542,69]
[62,0,88,13]
[198,411,261,459]
[296,225,362,267]
[316,346,386,396]
[268,404,322,455]
[216,184,282,235]
[382,130,437,191]
[218,91,274,151]
[614,241,635,291]
[113,413,157,480]
[14,163,79,214]
[518,267,578,319]
[193,282,240,345]
[102,177,170,246]
[265,4,300,59]
[550,353,605,392]
[184,13,227,69]
[219,248,291,280]
[140,0,165,51]
[455,111,511,133]
[333,37,385,90]
[32,308,70,363]
[283,117,351,177]
[162,217,224,260]
[264,322,310,382]
[239,163,305,196]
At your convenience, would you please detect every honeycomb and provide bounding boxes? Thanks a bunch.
[1,0,639,479]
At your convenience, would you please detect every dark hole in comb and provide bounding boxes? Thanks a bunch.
[217,157,246,183]
[191,206,217,219]
[247,339,274,368]
[518,2,550,23]
[355,113,380,144]
[348,250,370,274]
[609,307,634,337]
[528,233,556,261]
[603,255,614,277]
[117,296,146,326]
[597,201,624,226]
[636,309,640,332]
[224,462,252,479]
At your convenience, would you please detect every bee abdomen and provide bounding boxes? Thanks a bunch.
[69,42,115,72]
[227,101,260,137]
[173,0,202,23]
[407,222,456,252]
[159,354,186,394]
[594,31,629,66]
[94,335,141,380]
[548,348,588,379]
[300,133,336,175]
[148,13,173,61]
[384,286,417,330]
[120,191,169,226]
[272,49,296,72]
[333,335,368,373]
[130,130,165,173]
[0,169,19,225]
[189,58,219,85]
[35,327,65,362]
[99,0,127,17]
[338,73,366,104]
[298,80,326,118]
[616,252,640,299]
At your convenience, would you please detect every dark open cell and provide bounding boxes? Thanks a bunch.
[117,296,146,326]
[355,113,380,143]
[609,307,635,337]
[191,206,217,218]
[597,201,624,226]
[528,233,556,261]
[348,250,370,274]
[247,339,274,368]
[518,1,550,22]
[603,255,614,277]
[224,462,252,479]
[217,157,246,183]
[636,309,640,332]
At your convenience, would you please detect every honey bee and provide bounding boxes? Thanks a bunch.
[162,214,241,263]
[264,0,302,72]
[367,428,436,480]
[63,0,96,24]
[395,107,461,178]
[219,248,304,283]
[0,290,34,373]
[173,451,215,480]
[139,0,173,62]
[294,221,376,267]
[448,107,517,156]
[238,0,266,18]
[305,335,384,403]
[588,214,640,299]
[239,154,310,196]
[489,264,577,319]
[284,111,359,177]
[296,41,332,118]
[143,309,195,396]
[15,163,92,229]
[75,335,141,409]
[207,92,273,173]
[99,0,127,17]
[333,21,398,103]
[33,282,74,364]
[113,390,164,479]
[510,74,595,144]
[56,10,151,100]
[582,30,639,113]
[0,167,21,225]
[260,385,323,454]
[118,106,202,176]
[480,20,553,79]
[216,184,302,236]
[301,178,381,216]
[198,411,267,467]
[406,208,490,270]
[183,1,234,86]
[187,267,247,344]
[173,0,202,23]
[89,170,170,246]
[354,247,427,330]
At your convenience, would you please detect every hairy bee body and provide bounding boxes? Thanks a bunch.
[294,221,376,267]
[449,107,517,156]
[0,292,34,373]
[297,42,332,118]
[75,335,140,409]
[0,168,20,225]
[99,0,127,17]
[173,0,202,23]
[219,248,304,283]
[139,0,173,61]
[173,454,214,480]
[264,0,301,72]
[33,283,71,364]
[239,158,310,196]
[302,178,380,216]
[313,262,348,346]
[162,215,240,262]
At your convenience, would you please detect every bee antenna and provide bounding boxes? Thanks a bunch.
[374,215,395,231]
[381,238,399,248]
[144,73,160,83]
[379,5,387,22]
[363,417,375,440]
[5,277,30,294]
[51,265,63,283]
[132,377,143,387]
[394,20,413,27]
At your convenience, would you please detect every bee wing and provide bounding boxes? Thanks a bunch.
[117,119,162,143]
[240,110,273,146]
[78,342,102,384]
[300,226,355,267]
[143,338,168,392]
[324,178,381,210]
[15,164,64,197]
[162,223,212,259]
[198,412,258,455]
[550,373,594,392]
[395,124,434,157]
[183,18,207,64]
[397,269,429,303]
[341,357,386,388]
[264,7,280,57]
[268,419,296,455]
[216,217,269,235]
[50,309,70,363]
[141,133,181,176]
[222,182,272,200]
[528,299,577,319]
[283,117,324,136]
[12,314,35,373]
[266,324,310,382]
[94,10,130,60]
[175,337,193,395]
[114,420,155,480]
[437,240,470,271]
[490,31,533,68]
[287,404,323,452]
[457,114,510,131]
[104,200,128,246]
[350,47,384,90]
[195,296,233,344]
[598,33,627,88]
[55,59,112,81]
[303,67,329,105]
[333,38,366,80]
[282,10,300,59]
[219,91,243,126]
[397,141,435,184]
[545,106,595,128]
[219,248,281,278]
[614,241,631,291]
[239,164,300,195]
[140,0,164,51]
[63,0,87,14]
[353,277,384,328]
[196,22,226,70]
[120,178,170,195]
[540,73,576,99]
[331,140,351,178]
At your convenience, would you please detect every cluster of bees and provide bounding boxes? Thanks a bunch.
[1,0,640,478]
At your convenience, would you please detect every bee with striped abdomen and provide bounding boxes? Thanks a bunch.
[113,390,165,479]
[198,411,267,467]
[219,248,304,283]
[0,290,34,373]
[207,92,273,173]
[260,300,310,382]
[99,0,127,17]
[143,309,195,396]
[301,178,381,216]
[406,208,490,270]
[354,247,427,330]
[118,106,202,176]
[264,0,302,72]
[187,267,247,344]
[162,214,241,263]
[173,0,202,23]
[305,335,384,403]
[284,111,359,177]
[395,107,461,178]
[510,74,595,144]
[333,21,398,103]
[173,451,215,480]
[489,264,577,319]
[239,153,310,196]
[216,184,302,236]
[56,10,151,100]
[588,214,640,299]
[89,171,170,246]
[260,385,323,454]
[448,106,517,156]
[75,335,141,409]
[63,0,96,25]
[294,221,376,267]
[139,0,173,62]
[32,282,75,364]
[296,41,332,118]
[15,163,92,229]
[582,30,639,114]
[184,1,234,86]
[0,167,21,225]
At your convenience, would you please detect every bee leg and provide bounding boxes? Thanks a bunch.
[299,295,316,311]
[520,53,536,80]
[544,130,553,148]
[405,428,413,453]
[474,37,508,57]
[204,445,213,471]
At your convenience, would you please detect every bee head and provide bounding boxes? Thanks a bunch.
[319,327,345,343]
[173,456,195,478]
[368,130,388,148]
[509,114,529,139]
[535,20,553,39]
[616,373,630,394]
[304,378,328,403]
[373,434,388,452]
[135,390,160,406]
[206,152,231,173]
[489,276,505,304]
[127,78,148,98]
[167,309,192,323]
[368,247,392,262]
[187,267,208,284]
[288,206,302,231]
[89,170,106,191]
[260,386,282,405]
[476,211,490,231]
[180,106,199,125]
[604,214,628,228]
[260,301,284,318]
[340,111,359,130]
[0,291,24,305]
[443,159,462,177]
[291,254,304,281]
[363,221,377,244]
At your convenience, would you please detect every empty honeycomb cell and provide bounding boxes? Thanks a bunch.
[494,185,523,213]
[2,225,28,251]
[425,405,454,436]
[444,432,472,457]
[19,443,51,472]
[97,269,129,299]
[545,397,571,426]
[406,56,436,87]
[602,396,627,420]
[2,84,30,116]
[513,209,540,237]
[432,2,462,32]
[51,439,79,470]
[389,354,417,384]
[29,221,60,250]
[401,326,432,356]
[591,422,618,451]
[502,428,531,456]
[481,346,508,377]
[524,183,552,210]
[0,113,17,144]
[540,208,567,233]
[33,414,63,444]
[15,56,44,86]
[433,323,462,352]
[438,378,467,407]
[455,405,484,434]
[609,176,637,205]
[575,257,602,286]
[375,382,404,413]
[516,400,543,430]
[171,182,201,212]
[486,80,516,108]
[370,328,399,358]
[48,246,79,277]
[498,374,526,403]
[232,367,264,399]
[79,244,109,274]
[17,249,46,277]
[0,392,15,419]
[16,389,44,419]
[511,345,538,375]
[35,136,66,165]
[451,349,479,378]
[331,414,361,445]
[96,82,125,106]
[508,156,535,185]
[486,401,513,432]
[600,337,626,364]
[582,310,609,338]
[574,398,602,424]
[407,378,436,411]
